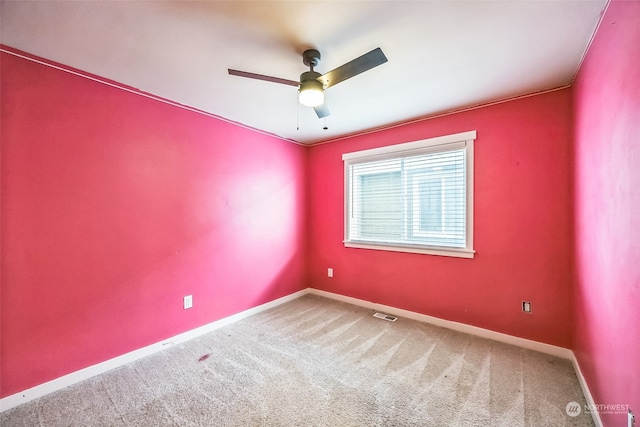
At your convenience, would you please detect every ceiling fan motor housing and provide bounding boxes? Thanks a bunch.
[300,70,322,85]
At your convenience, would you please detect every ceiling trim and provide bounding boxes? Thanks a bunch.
[0,45,304,147]
[0,24,587,150]
[307,84,573,147]
[569,0,611,87]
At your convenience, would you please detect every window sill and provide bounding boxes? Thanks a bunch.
[343,241,475,259]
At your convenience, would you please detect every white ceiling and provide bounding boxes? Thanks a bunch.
[1,0,607,145]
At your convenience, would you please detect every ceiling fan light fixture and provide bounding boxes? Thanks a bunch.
[298,79,324,107]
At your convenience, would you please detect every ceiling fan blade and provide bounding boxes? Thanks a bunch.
[314,103,330,119]
[228,69,299,87]
[319,47,388,89]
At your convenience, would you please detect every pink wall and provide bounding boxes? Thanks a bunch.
[4,2,637,410]
[0,50,307,397]
[307,90,575,348]
[572,0,640,425]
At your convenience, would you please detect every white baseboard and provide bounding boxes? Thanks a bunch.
[308,289,573,359]
[0,288,310,413]
[2,286,598,424]
[570,352,603,427]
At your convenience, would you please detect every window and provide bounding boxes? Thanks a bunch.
[343,131,476,258]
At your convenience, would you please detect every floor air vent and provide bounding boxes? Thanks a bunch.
[373,312,398,322]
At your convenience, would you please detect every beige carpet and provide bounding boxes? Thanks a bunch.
[1,294,593,426]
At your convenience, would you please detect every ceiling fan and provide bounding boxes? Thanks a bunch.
[228,47,388,118]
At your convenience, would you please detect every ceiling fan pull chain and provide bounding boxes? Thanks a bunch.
[296,92,300,131]
[323,90,329,130]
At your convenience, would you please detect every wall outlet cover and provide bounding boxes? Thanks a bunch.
[183,295,193,309]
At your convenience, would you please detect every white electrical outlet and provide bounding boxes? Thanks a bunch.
[522,301,532,313]
[328,268,333,278]
[183,295,193,309]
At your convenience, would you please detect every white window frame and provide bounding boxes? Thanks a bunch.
[343,130,476,258]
